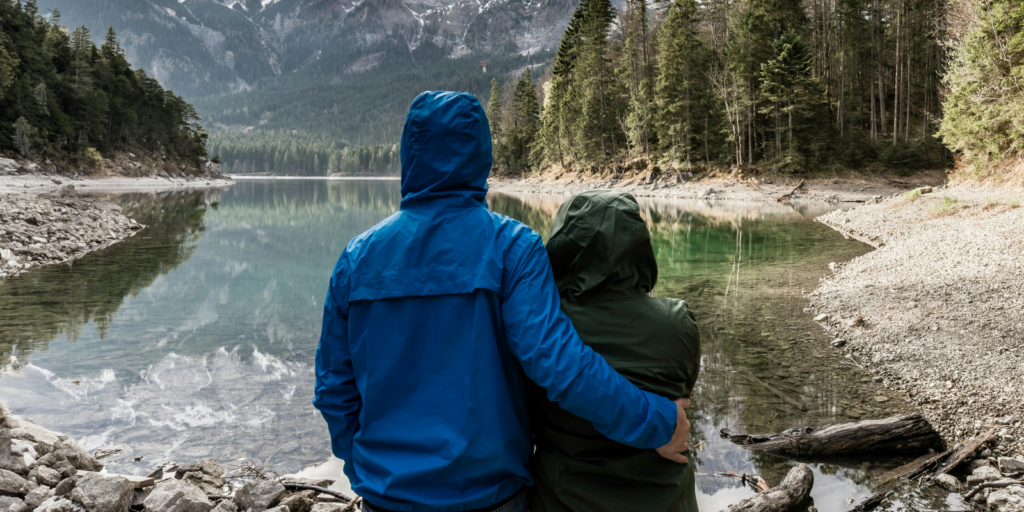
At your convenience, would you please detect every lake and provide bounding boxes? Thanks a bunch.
[0,179,964,511]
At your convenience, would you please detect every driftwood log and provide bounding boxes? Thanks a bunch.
[776,180,804,203]
[720,464,814,512]
[720,413,944,458]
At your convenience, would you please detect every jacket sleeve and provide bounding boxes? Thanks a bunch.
[501,234,677,449]
[313,270,361,480]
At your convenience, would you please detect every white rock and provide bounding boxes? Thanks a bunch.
[814,314,829,322]
[70,473,133,512]
[968,465,1004,484]
[934,473,961,492]
[143,479,213,512]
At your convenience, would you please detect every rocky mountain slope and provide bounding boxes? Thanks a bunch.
[38,0,577,98]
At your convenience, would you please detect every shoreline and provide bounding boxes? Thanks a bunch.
[807,183,1024,459]
[1,174,234,279]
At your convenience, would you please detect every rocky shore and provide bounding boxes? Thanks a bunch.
[807,184,1024,508]
[487,165,937,204]
[0,404,359,512]
[0,157,233,279]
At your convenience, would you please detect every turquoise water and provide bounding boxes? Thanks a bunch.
[0,179,962,511]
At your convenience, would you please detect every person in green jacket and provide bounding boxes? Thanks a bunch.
[530,190,702,512]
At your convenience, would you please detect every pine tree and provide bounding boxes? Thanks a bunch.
[13,118,31,156]
[759,31,812,157]
[574,0,617,163]
[654,0,707,164]
[34,83,48,115]
[486,78,508,172]
[508,68,540,173]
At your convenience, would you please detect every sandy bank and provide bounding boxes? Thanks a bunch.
[808,184,1024,458]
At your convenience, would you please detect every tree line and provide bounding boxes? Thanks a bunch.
[208,130,399,176]
[489,0,958,175]
[0,0,208,169]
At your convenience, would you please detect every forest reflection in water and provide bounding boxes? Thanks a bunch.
[0,181,962,511]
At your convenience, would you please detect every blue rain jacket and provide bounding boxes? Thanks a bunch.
[313,91,678,512]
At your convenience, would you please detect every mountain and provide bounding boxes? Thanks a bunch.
[37,0,578,98]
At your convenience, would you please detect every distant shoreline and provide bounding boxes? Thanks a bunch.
[229,175,400,180]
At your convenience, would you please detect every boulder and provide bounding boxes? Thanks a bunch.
[0,404,10,428]
[0,496,30,512]
[34,497,76,512]
[5,417,61,455]
[934,473,961,492]
[967,465,1004,485]
[182,472,226,496]
[0,468,38,496]
[309,504,346,512]
[210,500,237,512]
[988,485,1024,511]
[277,491,315,512]
[0,438,30,475]
[71,473,134,512]
[61,443,103,472]
[24,485,55,508]
[28,466,62,487]
[143,479,213,512]
[234,481,286,512]
[132,489,150,509]
[54,478,75,496]
[1000,457,1024,474]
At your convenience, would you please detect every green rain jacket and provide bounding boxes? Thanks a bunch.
[531,190,702,512]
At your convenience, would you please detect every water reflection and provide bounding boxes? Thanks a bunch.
[0,182,961,511]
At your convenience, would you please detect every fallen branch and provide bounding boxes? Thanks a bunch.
[964,479,1024,500]
[715,472,770,493]
[776,180,805,203]
[282,484,353,504]
[740,374,807,411]
[933,428,997,476]
[720,464,813,512]
[720,413,944,458]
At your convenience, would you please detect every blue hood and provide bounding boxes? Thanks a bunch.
[400,91,492,208]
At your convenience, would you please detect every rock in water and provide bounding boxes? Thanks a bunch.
[0,468,37,496]
[235,481,286,512]
[143,479,213,512]
[71,473,134,512]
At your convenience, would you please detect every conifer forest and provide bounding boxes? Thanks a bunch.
[492,0,1024,177]
[0,0,209,169]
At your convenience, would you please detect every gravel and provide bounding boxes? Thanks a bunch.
[809,184,1024,456]
[0,187,143,279]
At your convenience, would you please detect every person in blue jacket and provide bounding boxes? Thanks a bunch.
[313,91,691,512]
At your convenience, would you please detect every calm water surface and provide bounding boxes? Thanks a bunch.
[0,179,963,511]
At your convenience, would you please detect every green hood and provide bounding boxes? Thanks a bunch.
[546,190,657,302]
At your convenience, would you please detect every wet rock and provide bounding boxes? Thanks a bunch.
[0,468,38,496]
[277,491,315,512]
[934,473,961,492]
[54,478,75,496]
[93,446,126,461]
[0,496,30,512]
[143,479,213,512]
[1000,457,1024,474]
[967,465,1004,484]
[34,497,76,512]
[71,473,133,512]
[25,485,56,508]
[234,481,286,512]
